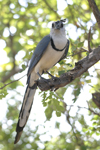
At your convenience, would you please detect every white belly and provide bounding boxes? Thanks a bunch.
[34,43,65,74]
[29,31,67,86]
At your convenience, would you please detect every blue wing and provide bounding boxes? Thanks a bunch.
[27,34,50,76]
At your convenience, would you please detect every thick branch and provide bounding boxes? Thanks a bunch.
[87,0,100,28]
[37,46,100,91]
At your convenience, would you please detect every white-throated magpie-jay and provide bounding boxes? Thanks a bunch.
[14,19,69,144]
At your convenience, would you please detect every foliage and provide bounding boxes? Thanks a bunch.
[0,0,100,149]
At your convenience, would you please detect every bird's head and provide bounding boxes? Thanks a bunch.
[50,19,66,36]
[52,19,66,29]
[52,21,64,30]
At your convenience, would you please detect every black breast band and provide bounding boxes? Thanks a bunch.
[51,38,67,51]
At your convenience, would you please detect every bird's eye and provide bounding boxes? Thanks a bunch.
[52,23,54,28]
[61,23,63,28]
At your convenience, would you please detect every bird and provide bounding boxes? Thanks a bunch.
[14,19,69,144]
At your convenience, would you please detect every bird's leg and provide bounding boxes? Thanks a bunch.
[46,71,59,81]
[37,72,48,83]
[46,71,61,91]
[46,71,54,78]
[37,72,45,79]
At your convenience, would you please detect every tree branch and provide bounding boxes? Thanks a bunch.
[1,68,23,83]
[43,0,60,19]
[87,0,100,28]
[88,27,92,52]
[37,46,100,91]
[69,48,88,57]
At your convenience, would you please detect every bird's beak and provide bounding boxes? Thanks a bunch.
[55,23,61,30]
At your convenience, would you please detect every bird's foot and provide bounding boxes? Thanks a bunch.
[40,77,49,83]
[36,72,60,91]
[52,76,59,81]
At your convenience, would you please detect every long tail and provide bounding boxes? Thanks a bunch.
[14,84,37,144]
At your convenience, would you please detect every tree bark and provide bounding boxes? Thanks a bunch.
[87,0,100,28]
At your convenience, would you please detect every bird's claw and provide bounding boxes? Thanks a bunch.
[51,76,59,81]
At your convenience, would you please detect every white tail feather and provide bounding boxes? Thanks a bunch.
[14,85,37,144]
[19,87,36,127]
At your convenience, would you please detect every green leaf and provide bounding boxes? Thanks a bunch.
[71,45,77,51]
[58,70,66,76]
[21,64,26,70]
[55,122,60,128]
[78,41,84,47]
[56,111,61,117]
[86,79,91,83]
[45,106,53,120]
[74,40,79,45]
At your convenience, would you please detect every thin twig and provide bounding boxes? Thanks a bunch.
[66,104,100,116]
[43,0,60,19]
[80,47,88,52]
[2,68,23,83]
[68,49,88,57]
[87,0,100,28]
[0,74,26,89]
[55,93,100,116]
[88,27,92,52]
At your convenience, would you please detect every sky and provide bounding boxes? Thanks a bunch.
[0,0,100,146]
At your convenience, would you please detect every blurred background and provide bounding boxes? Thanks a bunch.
[0,0,100,149]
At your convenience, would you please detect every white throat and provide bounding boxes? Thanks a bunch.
[50,28,67,49]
